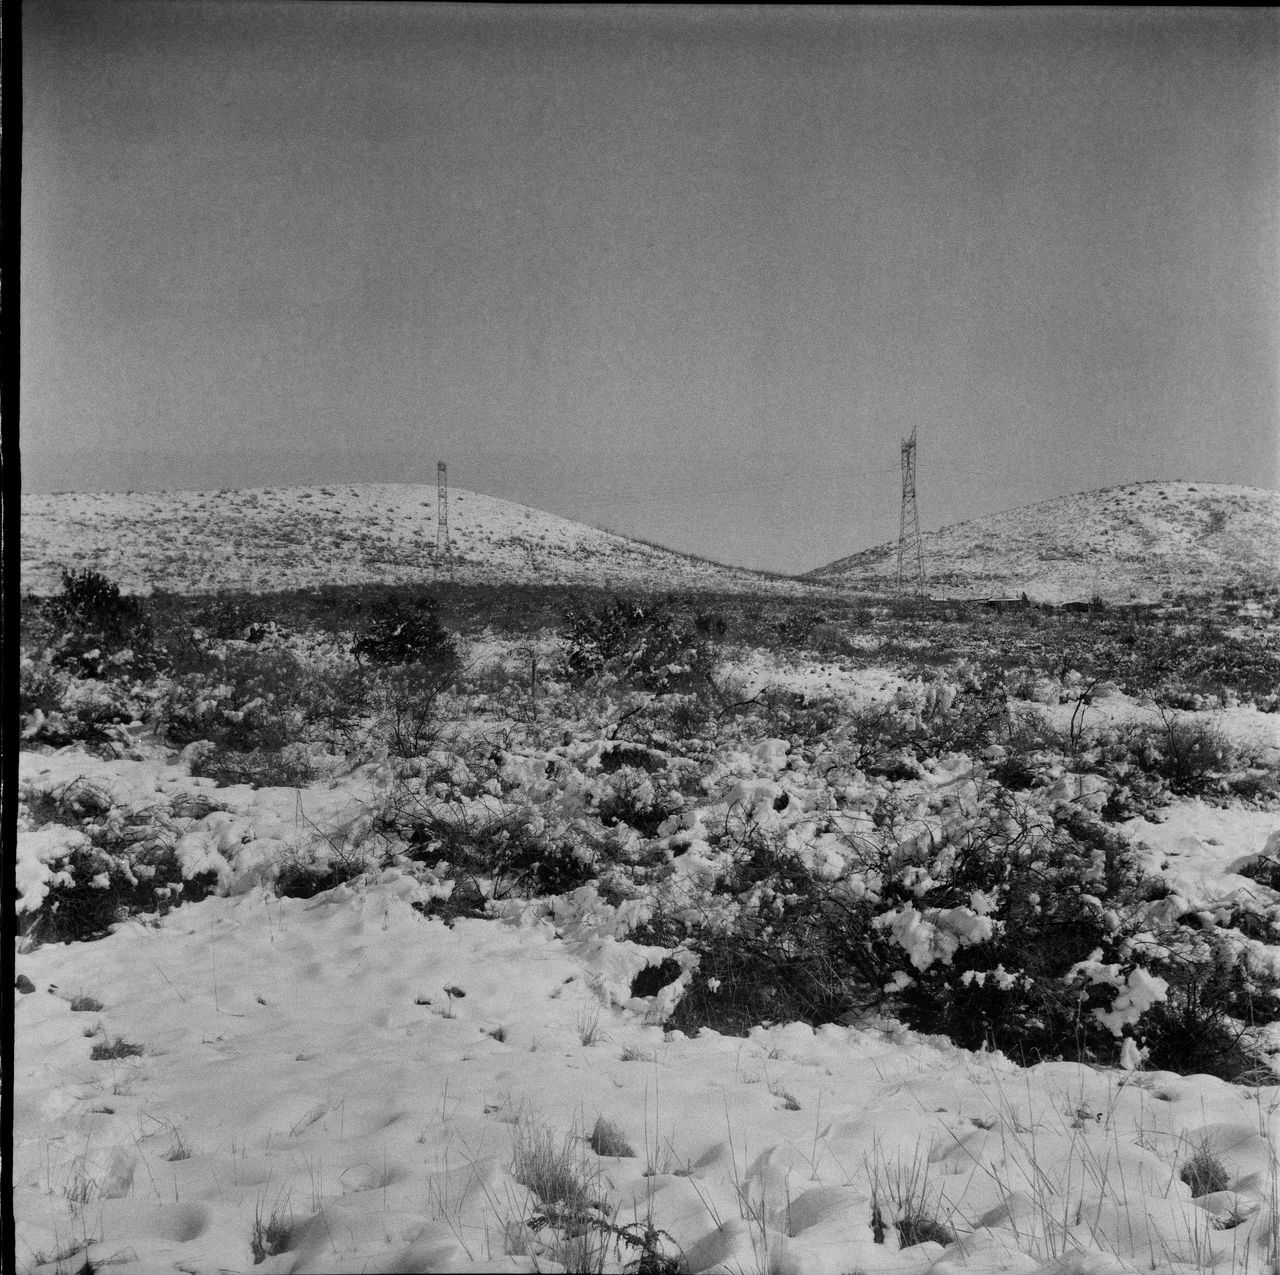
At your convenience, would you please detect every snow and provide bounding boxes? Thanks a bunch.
[16,870,1280,1274]
[15,676,1280,1273]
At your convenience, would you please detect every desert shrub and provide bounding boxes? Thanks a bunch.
[988,711,1077,791]
[561,598,715,694]
[395,796,596,903]
[655,691,719,744]
[649,785,1279,1073]
[595,766,678,839]
[865,803,1153,1063]
[1136,930,1280,1081]
[1227,767,1280,805]
[188,744,319,790]
[189,594,276,641]
[694,609,728,640]
[45,568,144,637]
[159,646,324,751]
[756,691,850,745]
[916,670,1011,758]
[17,671,147,750]
[19,659,67,716]
[774,609,828,648]
[273,855,370,899]
[1152,715,1236,793]
[1110,716,1236,797]
[351,593,457,671]
[42,569,156,678]
[376,664,452,759]
[654,830,863,1036]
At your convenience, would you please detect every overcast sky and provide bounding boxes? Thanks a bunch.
[22,3,1279,574]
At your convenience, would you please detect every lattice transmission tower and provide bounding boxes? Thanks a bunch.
[436,461,450,555]
[896,427,927,596]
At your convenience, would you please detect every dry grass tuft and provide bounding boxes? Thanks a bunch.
[1180,1140,1230,1198]
[90,1037,143,1061]
[588,1115,635,1158]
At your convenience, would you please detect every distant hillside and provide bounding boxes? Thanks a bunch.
[21,483,820,597]
[808,481,1280,602]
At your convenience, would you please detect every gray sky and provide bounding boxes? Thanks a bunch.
[22,3,1280,574]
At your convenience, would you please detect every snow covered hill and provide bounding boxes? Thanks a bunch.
[809,481,1280,603]
[21,484,815,597]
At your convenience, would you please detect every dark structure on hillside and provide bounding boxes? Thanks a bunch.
[897,427,927,596]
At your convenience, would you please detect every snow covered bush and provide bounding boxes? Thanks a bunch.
[159,650,307,752]
[643,771,1280,1075]
[383,769,598,910]
[1136,928,1280,1079]
[561,597,716,695]
[18,783,219,944]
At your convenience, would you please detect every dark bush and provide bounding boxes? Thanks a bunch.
[45,569,145,637]
[352,594,458,671]
[42,570,156,678]
[273,857,369,899]
[1139,931,1280,1081]
[188,745,319,790]
[651,831,862,1036]
[397,800,597,903]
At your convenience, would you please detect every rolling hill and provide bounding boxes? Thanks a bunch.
[809,481,1280,602]
[21,483,817,597]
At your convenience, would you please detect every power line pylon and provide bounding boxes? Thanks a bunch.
[897,427,927,597]
[436,461,450,556]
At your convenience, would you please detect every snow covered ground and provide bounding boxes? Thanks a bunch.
[15,860,1279,1275]
[15,624,1280,1274]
